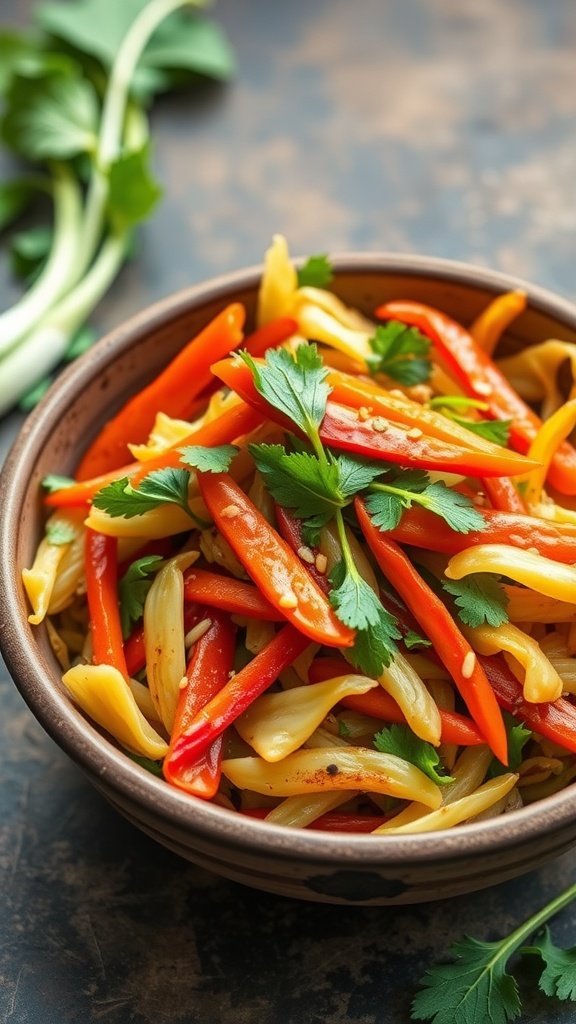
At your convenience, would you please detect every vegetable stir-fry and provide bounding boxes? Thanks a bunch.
[24,236,576,833]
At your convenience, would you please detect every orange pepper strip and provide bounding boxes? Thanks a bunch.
[212,357,540,478]
[197,471,355,649]
[308,657,485,747]
[355,498,508,763]
[183,567,285,621]
[479,476,526,514]
[76,303,246,480]
[45,401,263,507]
[376,300,576,495]
[84,529,128,678]
[163,609,237,799]
[243,316,299,356]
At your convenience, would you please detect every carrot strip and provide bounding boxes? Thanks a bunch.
[84,529,128,678]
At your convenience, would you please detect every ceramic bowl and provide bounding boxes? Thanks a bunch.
[2,253,576,906]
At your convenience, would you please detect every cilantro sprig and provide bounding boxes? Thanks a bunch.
[374,723,454,786]
[118,553,163,638]
[366,321,432,385]
[427,396,512,447]
[364,470,486,534]
[443,573,509,628]
[412,882,576,1024]
[92,468,209,528]
[296,253,333,288]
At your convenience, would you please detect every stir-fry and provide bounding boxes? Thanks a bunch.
[23,236,576,834]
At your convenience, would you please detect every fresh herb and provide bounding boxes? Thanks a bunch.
[412,881,576,1024]
[0,0,234,415]
[42,473,76,493]
[366,321,432,385]
[93,468,208,527]
[374,723,454,786]
[443,573,509,628]
[179,443,239,474]
[404,629,433,650]
[126,751,164,776]
[364,470,486,534]
[488,716,532,778]
[329,554,401,674]
[337,719,352,739]
[118,553,163,637]
[427,397,511,446]
[241,344,331,443]
[45,519,77,545]
[296,253,334,289]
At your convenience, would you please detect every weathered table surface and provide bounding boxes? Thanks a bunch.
[2,2,576,1021]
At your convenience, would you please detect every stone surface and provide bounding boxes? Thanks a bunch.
[2,0,576,1021]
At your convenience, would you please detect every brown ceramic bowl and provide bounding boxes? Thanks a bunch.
[2,254,576,906]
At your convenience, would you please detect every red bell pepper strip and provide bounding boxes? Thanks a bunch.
[84,528,128,678]
[183,567,284,620]
[168,623,311,768]
[196,471,355,648]
[355,498,508,763]
[163,609,237,799]
[274,504,330,594]
[76,304,246,481]
[385,504,576,564]
[124,600,201,678]
[45,401,262,508]
[481,654,576,755]
[241,808,390,832]
[212,357,540,478]
[243,316,299,356]
[308,657,485,747]
[376,300,576,495]
[480,476,526,514]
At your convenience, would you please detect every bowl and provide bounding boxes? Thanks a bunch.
[2,252,576,906]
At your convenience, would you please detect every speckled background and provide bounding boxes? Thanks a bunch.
[2,1,576,1021]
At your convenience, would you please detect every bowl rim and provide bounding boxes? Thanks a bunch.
[3,250,576,869]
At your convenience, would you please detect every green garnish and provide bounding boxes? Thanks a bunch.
[373,723,454,786]
[118,553,163,638]
[366,321,432,385]
[443,573,509,628]
[296,253,334,289]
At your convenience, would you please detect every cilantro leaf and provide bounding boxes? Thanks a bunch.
[297,253,334,288]
[179,443,239,474]
[118,554,163,638]
[443,573,509,629]
[412,935,522,1024]
[452,415,512,447]
[329,558,400,674]
[46,519,77,545]
[241,344,331,443]
[366,321,432,385]
[404,629,432,650]
[529,928,576,1001]
[250,443,342,523]
[92,468,203,523]
[126,751,164,776]
[333,452,386,497]
[365,476,485,535]
[42,474,76,493]
[488,716,531,778]
[374,723,453,785]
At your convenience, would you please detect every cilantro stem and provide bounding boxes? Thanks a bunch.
[334,507,358,579]
[0,163,83,357]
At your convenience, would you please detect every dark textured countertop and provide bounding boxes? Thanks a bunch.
[2,2,576,1021]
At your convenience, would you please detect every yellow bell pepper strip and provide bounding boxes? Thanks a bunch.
[167,623,312,770]
[196,471,355,649]
[182,566,285,621]
[307,656,485,747]
[469,290,527,356]
[445,543,576,603]
[386,504,576,564]
[76,303,246,481]
[85,528,128,678]
[522,398,576,506]
[481,654,576,755]
[45,400,262,507]
[212,356,540,478]
[376,300,576,495]
[355,498,508,763]
[163,609,237,799]
[462,621,563,704]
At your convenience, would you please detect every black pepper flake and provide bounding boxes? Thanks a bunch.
[326,763,339,775]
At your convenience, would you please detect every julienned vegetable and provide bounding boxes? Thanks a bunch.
[0,0,235,416]
[22,235,576,846]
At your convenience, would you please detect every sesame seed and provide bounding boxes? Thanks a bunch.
[279,592,298,609]
[472,380,493,397]
[407,427,423,440]
[526,546,540,556]
[315,553,328,573]
[297,545,315,564]
[220,504,241,519]
[390,389,405,398]
[372,416,389,432]
[358,406,372,421]
[461,651,476,679]
[178,676,188,690]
